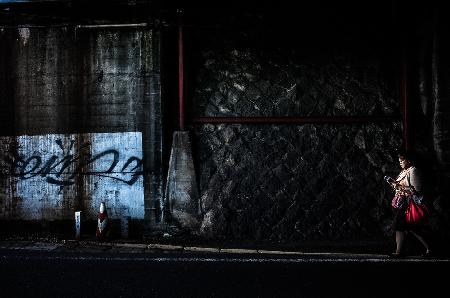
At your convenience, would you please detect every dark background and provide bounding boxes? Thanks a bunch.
[1,0,450,249]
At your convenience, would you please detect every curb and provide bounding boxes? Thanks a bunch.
[0,240,313,255]
[2,240,450,261]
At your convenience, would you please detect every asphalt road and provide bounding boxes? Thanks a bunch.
[1,249,449,298]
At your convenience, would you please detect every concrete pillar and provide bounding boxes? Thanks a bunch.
[164,131,200,231]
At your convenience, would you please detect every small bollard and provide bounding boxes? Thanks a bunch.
[75,211,81,240]
[96,202,110,241]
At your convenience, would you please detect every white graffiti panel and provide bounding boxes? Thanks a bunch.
[0,132,144,220]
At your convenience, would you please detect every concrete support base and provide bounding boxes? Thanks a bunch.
[164,131,200,232]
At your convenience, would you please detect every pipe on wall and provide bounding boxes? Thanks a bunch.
[192,116,400,124]
[401,53,409,149]
[178,10,185,131]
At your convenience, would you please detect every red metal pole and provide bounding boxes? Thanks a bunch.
[192,115,399,124]
[401,52,409,149]
[178,16,185,131]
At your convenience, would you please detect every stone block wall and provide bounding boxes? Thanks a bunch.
[188,18,403,242]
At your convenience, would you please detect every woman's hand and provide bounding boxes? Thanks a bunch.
[390,182,399,190]
[395,185,415,195]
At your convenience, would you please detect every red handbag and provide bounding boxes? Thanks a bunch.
[405,198,430,225]
[391,192,406,209]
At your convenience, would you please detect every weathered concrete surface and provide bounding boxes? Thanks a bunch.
[0,27,163,228]
[165,131,200,230]
[0,132,144,220]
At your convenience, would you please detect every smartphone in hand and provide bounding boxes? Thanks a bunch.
[384,176,395,184]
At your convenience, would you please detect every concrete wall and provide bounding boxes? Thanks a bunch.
[0,26,162,224]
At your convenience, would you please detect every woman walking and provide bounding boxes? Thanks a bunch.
[387,149,432,258]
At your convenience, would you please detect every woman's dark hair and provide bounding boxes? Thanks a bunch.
[396,148,416,163]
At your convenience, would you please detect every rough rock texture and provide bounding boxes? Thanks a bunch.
[195,123,401,241]
[193,49,398,118]
[189,21,402,242]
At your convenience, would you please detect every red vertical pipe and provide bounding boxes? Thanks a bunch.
[401,51,409,149]
[178,19,185,131]
[395,1,409,150]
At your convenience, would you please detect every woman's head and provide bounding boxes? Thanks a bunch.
[397,148,415,170]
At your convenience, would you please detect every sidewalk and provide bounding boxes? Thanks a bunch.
[2,239,448,298]
[1,237,449,261]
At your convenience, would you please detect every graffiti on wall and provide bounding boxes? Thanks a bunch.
[2,139,143,188]
[0,132,145,220]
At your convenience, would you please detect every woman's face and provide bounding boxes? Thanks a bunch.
[399,156,411,169]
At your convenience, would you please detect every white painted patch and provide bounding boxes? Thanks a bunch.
[75,211,81,239]
[17,27,30,46]
[0,132,144,220]
[87,132,144,219]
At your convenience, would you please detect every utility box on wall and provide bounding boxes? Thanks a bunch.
[0,26,163,231]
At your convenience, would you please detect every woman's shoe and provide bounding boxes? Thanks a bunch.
[421,250,432,258]
[389,252,405,258]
